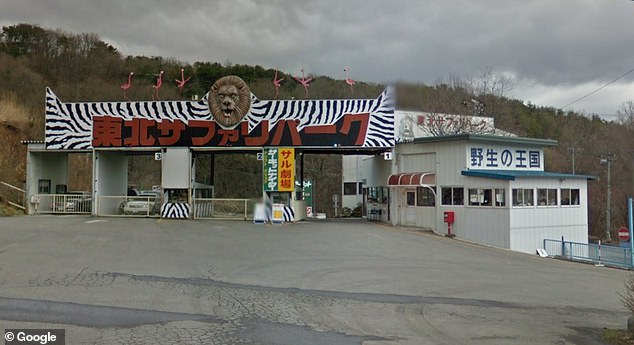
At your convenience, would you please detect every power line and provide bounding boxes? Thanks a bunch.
[561,67,634,109]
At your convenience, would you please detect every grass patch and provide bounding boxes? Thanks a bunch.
[0,203,24,216]
[0,91,30,126]
[604,329,634,345]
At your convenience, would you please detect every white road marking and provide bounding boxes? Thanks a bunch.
[84,220,107,224]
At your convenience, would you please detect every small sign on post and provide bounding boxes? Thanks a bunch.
[253,203,267,224]
[271,203,285,224]
[619,227,630,242]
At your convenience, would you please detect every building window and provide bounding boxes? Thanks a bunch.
[377,187,388,203]
[367,187,378,202]
[468,188,492,206]
[416,187,436,207]
[358,182,363,195]
[512,188,534,207]
[441,187,464,206]
[55,184,67,194]
[406,191,416,206]
[561,188,580,206]
[38,179,51,194]
[495,189,506,207]
[367,187,376,202]
[366,187,389,204]
[343,182,357,195]
[537,188,558,206]
[453,187,464,205]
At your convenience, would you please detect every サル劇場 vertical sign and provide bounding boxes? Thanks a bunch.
[263,148,295,192]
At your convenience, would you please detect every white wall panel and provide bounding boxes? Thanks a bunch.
[95,151,128,215]
[510,226,587,254]
[455,208,510,248]
[162,148,191,189]
[361,155,393,187]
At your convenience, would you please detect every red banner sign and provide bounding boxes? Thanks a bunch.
[92,113,369,148]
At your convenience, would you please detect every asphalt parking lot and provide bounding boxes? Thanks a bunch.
[0,215,631,344]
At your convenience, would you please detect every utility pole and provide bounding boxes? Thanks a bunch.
[630,151,634,198]
[600,153,617,241]
[568,146,584,174]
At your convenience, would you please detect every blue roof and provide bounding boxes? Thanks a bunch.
[461,169,595,181]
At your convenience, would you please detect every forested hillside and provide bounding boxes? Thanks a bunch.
[1,23,633,239]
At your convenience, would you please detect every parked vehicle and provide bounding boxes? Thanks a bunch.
[120,191,161,215]
[56,191,92,213]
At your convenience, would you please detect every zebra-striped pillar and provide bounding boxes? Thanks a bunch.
[160,202,191,219]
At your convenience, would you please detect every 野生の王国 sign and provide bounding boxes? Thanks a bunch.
[466,145,544,171]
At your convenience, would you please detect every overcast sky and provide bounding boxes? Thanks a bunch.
[2,0,633,120]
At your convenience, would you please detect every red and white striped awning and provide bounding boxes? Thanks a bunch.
[387,172,435,186]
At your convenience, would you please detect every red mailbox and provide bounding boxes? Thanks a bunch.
[443,211,455,224]
[443,211,455,238]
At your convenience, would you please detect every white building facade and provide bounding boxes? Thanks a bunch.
[344,113,592,254]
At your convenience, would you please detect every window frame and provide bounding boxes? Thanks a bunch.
[406,191,416,206]
[366,187,377,203]
[560,188,580,207]
[512,188,534,207]
[537,188,558,207]
[343,182,357,196]
[441,186,464,206]
[495,188,506,207]
[38,179,51,194]
[468,188,493,207]
[416,186,436,207]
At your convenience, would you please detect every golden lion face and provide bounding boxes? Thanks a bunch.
[209,76,251,128]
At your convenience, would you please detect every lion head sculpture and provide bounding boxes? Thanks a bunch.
[208,75,251,128]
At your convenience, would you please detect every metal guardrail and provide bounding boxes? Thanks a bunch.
[0,181,26,210]
[544,239,633,269]
[192,198,256,220]
[96,195,162,217]
[32,193,92,214]
[30,193,256,220]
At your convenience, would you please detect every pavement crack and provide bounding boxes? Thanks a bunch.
[0,296,221,328]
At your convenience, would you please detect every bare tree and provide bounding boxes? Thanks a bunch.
[617,100,634,131]
[465,67,516,117]
[467,67,515,98]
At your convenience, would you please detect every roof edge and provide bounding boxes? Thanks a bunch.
[462,169,596,181]
[414,134,558,147]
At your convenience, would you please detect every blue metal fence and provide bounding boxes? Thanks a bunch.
[543,239,633,269]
